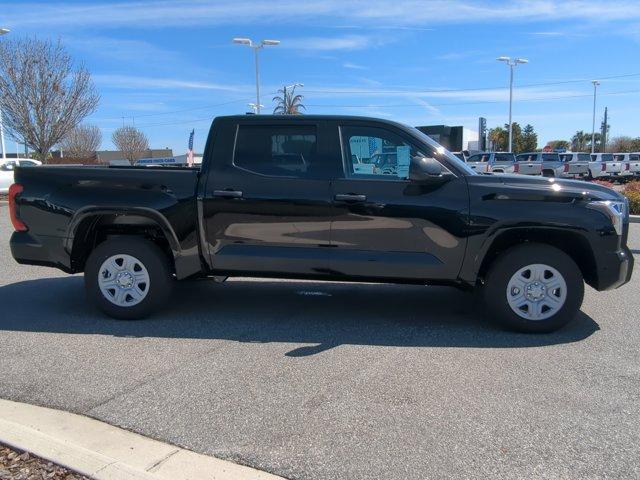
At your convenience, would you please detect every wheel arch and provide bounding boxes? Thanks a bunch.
[66,207,183,276]
[476,227,597,288]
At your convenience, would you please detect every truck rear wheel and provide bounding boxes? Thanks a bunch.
[481,243,584,333]
[85,238,173,320]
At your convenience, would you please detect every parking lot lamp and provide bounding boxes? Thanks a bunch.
[233,38,280,114]
[591,80,600,154]
[0,28,9,160]
[497,56,528,153]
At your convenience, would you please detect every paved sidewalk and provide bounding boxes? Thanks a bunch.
[0,399,285,480]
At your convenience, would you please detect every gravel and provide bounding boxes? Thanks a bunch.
[0,445,89,480]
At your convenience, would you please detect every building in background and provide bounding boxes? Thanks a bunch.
[96,148,174,165]
[415,125,479,152]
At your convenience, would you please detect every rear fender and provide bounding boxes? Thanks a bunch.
[65,207,197,279]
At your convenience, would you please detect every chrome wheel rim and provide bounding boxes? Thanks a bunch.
[506,264,567,321]
[98,254,150,307]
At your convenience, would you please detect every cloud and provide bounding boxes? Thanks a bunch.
[93,74,246,92]
[279,35,385,51]
[528,31,566,36]
[343,62,368,70]
[4,1,640,30]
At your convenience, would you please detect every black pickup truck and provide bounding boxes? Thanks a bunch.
[9,115,633,332]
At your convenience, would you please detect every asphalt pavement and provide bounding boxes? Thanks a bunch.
[1,205,639,479]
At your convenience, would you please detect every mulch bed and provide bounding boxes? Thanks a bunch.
[0,445,89,480]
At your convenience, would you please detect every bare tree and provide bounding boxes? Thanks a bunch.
[0,37,99,162]
[112,126,149,165]
[59,124,102,158]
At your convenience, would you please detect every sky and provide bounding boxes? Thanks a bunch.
[1,0,640,154]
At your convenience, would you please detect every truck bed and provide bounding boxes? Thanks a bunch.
[11,164,201,277]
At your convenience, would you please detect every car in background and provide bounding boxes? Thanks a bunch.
[589,153,624,180]
[558,152,590,179]
[614,153,640,180]
[513,153,544,176]
[465,152,518,174]
[488,152,517,174]
[464,152,492,173]
[452,152,467,162]
[517,152,572,178]
[0,159,42,193]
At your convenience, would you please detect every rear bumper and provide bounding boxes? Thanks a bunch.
[10,231,72,273]
[593,245,634,291]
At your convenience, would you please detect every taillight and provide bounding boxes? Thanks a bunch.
[563,164,570,173]
[8,183,28,232]
[514,163,520,173]
[485,164,490,173]
[601,163,607,172]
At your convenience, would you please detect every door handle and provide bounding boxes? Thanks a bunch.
[334,193,367,202]
[213,189,243,198]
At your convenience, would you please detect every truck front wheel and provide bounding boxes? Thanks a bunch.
[85,238,173,319]
[482,244,584,333]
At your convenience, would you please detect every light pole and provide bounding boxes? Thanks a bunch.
[0,28,9,160]
[233,38,280,114]
[497,56,528,153]
[591,80,600,154]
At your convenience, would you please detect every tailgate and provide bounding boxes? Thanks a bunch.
[605,162,623,173]
[567,162,589,174]
[517,162,542,175]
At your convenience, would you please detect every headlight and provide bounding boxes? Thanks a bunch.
[587,200,626,235]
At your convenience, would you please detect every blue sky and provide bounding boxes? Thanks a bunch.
[1,0,640,154]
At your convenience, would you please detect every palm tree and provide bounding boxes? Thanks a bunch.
[571,131,588,152]
[273,85,305,115]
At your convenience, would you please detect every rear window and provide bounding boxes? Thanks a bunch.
[494,153,515,162]
[631,154,640,161]
[602,154,614,162]
[614,154,625,161]
[578,154,591,162]
[542,154,559,162]
[516,154,537,162]
[234,124,318,177]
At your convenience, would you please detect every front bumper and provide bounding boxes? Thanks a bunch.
[10,231,72,273]
[593,245,634,290]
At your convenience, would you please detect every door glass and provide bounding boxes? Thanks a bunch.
[341,126,421,180]
[234,124,323,178]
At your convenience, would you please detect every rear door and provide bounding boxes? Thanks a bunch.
[201,119,338,276]
[328,121,469,280]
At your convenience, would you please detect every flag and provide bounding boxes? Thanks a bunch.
[187,129,194,167]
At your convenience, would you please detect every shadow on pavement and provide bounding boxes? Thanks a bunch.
[0,276,599,356]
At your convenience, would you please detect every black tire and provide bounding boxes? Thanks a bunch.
[85,238,173,320]
[481,243,584,333]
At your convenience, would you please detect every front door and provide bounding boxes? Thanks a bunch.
[329,123,469,280]
[202,120,337,276]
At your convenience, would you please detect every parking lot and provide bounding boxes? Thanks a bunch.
[0,204,639,479]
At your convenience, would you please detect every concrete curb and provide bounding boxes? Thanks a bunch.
[0,399,285,480]
[630,215,640,224]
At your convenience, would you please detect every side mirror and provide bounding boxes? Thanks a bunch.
[410,156,445,181]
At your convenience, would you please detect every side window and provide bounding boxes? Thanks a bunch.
[341,126,421,180]
[234,124,319,178]
[466,154,481,163]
